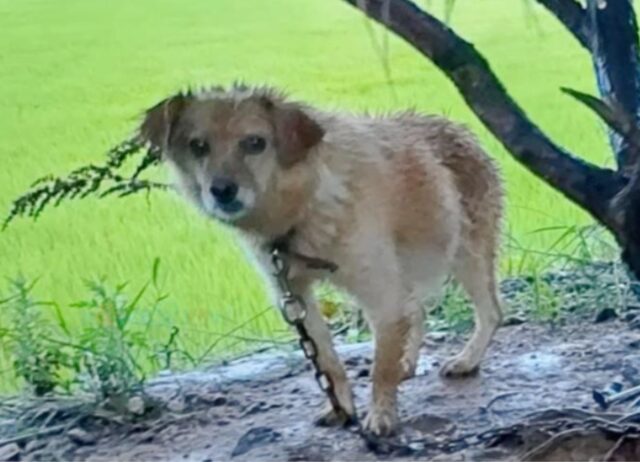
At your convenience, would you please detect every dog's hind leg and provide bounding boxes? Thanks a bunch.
[440,246,502,377]
[400,294,424,381]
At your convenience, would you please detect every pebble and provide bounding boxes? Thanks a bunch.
[127,396,146,415]
[167,399,186,413]
[25,439,46,453]
[429,332,447,342]
[0,443,20,461]
[231,427,282,458]
[68,428,97,446]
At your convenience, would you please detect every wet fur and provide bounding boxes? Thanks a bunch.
[140,85,504,436]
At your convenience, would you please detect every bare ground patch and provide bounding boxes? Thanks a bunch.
[2,315,640,461]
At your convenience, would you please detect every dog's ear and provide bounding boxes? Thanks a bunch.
[264,98,324,167]
[139,94,188,150]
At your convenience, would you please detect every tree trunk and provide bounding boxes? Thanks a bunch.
[587,0,640,173]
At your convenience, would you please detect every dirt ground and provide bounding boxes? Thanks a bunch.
[4,314,640,461]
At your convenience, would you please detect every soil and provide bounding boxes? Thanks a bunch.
[3,317,640,461]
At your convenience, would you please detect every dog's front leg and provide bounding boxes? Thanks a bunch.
[288,278,355,426]
[364,314,410,436]
[353,265,411,436]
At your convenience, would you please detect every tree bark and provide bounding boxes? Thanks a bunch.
[536,0,591,51]
[587,0,640,173]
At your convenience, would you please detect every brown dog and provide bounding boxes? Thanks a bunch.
[139,84,504,436]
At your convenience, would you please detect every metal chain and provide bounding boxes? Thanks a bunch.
[270,247,640,457]
[271,249,344,415]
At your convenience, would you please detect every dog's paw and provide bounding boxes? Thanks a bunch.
[362,406,398,437]
[314,404,354,427]
[439,355,480,378]
[401,360,417,381]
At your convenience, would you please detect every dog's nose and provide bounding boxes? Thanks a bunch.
[210,178,238,205]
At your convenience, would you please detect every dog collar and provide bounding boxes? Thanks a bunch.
[269,228,339,273]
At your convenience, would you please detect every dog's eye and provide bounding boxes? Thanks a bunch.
[239,135,267,155]
[189,138,210,158]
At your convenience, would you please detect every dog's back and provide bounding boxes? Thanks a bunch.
[310,110,502,268]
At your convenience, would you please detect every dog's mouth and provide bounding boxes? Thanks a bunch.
[218,200,244,214]
[212,199,248,222]
[199,184,254,223]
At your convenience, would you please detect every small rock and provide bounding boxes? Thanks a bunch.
[594,307,617,323]
[243,403,266,416]
[344,357,361,367]
[167,399,186,413]
[200,393,227,406]
[68,428,97,446]
[503,315,526,326]
[127,396,146,415]
[625,312,638,323]
[0,443,20,461]
[231,427,282,457]
[429,332,447,342]
[405,414,455,435]
[138,431,155,444]
[631,319,640,330]
[25,439,46,453]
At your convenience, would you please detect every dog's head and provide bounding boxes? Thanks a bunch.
[139,85,324,232]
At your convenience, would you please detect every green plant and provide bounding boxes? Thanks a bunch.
[0,278,72,395]
[3,139,165,229]
[70,280,148,399]
[436,282,474,333]
[0,261,191,405]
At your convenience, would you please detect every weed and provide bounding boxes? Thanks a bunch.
[0,278,72,395]
[0,261,189,406]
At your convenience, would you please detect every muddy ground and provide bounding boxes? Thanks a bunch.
[3,316,640,461]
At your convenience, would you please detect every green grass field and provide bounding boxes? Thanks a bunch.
[0,0,614,391]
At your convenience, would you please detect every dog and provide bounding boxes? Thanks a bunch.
[139,84,504,436]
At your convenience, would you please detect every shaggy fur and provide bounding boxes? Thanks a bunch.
[139,84,504,436]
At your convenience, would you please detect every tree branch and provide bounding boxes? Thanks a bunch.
[535,0,591,51]
[342,0,624,228]
[561,88,640,175]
